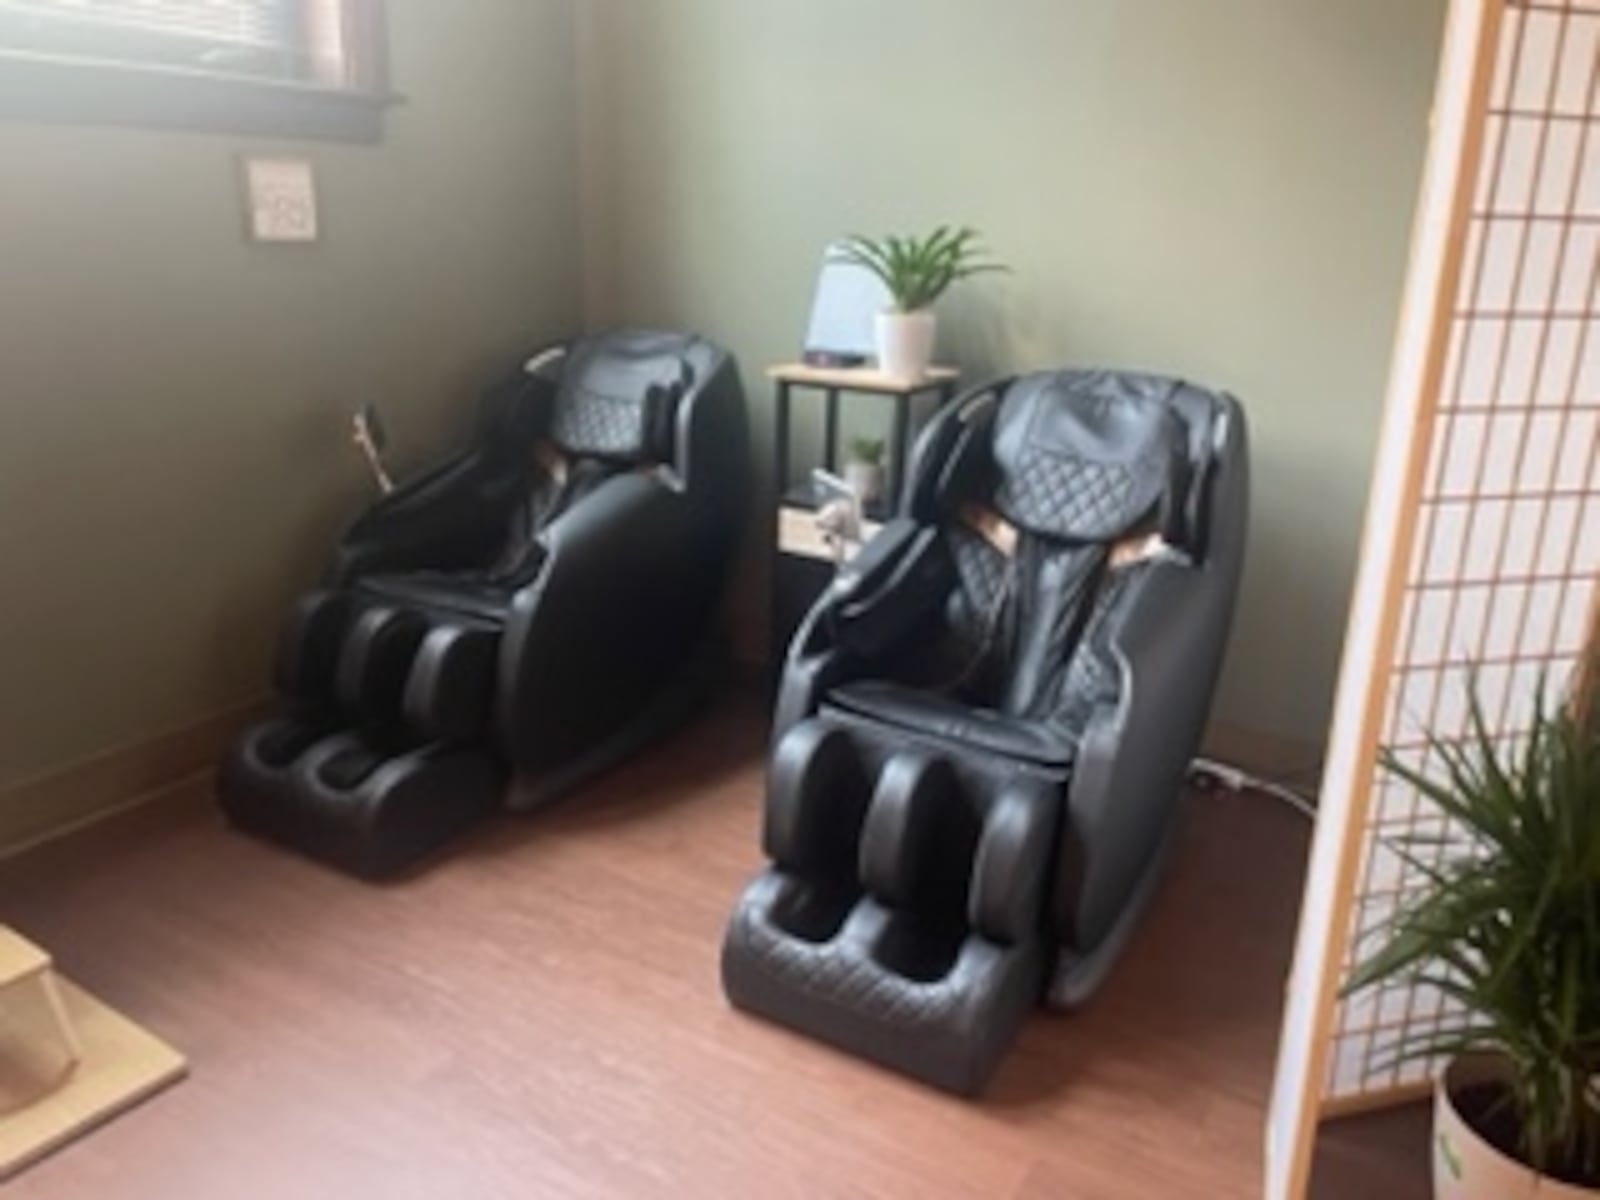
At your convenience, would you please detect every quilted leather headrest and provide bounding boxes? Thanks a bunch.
[990,374,1190,544]
[549,339,694,463]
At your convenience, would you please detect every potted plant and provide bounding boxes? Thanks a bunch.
[843,436,886,506]
[837,226,1007,380]
[1344,681,1599,1198]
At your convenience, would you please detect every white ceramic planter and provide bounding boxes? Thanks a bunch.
[1434,1055,1598,1199]
[843,461,884,505]
[875,310,936,380]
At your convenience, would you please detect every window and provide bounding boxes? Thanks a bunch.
[0,0,394,141]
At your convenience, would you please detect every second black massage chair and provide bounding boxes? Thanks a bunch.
[721,368,1248,1094]
[221,330,749,877]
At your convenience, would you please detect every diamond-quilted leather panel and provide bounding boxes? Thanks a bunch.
[988,378,1187,543]
[997,447,1151,542]
[550,388,648,459]
[729,902,971,1033]
[947,525,1008,644]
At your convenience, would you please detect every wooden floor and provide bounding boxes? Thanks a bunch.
[1310,1103,1431,1198]
[0,698,1421,1198]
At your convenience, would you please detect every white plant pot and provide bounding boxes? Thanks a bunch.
[843,460,884,505]
[875,310,936,380]
[1434,1055,1598,1199]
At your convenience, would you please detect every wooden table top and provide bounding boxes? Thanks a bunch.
[767,362,960,394]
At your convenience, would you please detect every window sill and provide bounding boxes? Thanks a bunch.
[0,50,401,143]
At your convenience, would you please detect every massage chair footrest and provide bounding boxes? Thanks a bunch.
[722,876,1044,1095]
[220,718,503,879]
[721,716,1061,1094]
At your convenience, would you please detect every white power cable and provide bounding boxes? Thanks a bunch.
[1191,756,1320,822]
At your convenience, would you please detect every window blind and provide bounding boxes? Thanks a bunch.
[1,1,289,45]
[0,0,303,76]
[0,0,388,136]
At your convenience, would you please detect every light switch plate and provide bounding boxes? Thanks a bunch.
[244,157,318,243]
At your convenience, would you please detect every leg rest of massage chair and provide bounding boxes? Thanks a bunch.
[721,718,1059,1095]
[221,725,502,879]
[220,613,504,877]
[274,589,355,703]
[280,589,502,743]
[219,715,330,846]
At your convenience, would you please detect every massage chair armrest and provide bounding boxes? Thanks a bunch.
[529,469,697,592]
[831,517,926,601]
[1056,558,1233,948]
[332,455,502,583]
[497,472,706,761]
[1056,395,1249,953]
[773,519,945,740]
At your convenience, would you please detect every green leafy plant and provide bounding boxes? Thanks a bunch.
[1343,680,1600,1183]
[837,226,1008,313]
[847,436,885,467]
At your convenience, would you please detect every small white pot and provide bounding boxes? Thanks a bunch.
[875,309,936,380]
[1434,1054,1598,1199]
[843,460,884,505]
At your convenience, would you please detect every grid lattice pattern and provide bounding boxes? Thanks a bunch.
[1327,0,1599,1101]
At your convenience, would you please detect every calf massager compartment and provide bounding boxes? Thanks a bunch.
[723,369,1249,1093]
[723,716,1062,1095]
[221,330,748,877]
[221,598,505,878]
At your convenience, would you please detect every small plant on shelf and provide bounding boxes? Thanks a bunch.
[1343,677,1599,1195]
[844,436,886,505]
[846,436,885,467]
[836,226,1008,380]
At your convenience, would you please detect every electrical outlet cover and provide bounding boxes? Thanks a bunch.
[244,157,318,243]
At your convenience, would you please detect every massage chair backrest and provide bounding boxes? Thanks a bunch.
[474,331,721,479]
[905,369,1226,562]
[888,371,1232,720]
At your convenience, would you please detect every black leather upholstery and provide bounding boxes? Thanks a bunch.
[220,330,749,877]
[722,368,1249,1094]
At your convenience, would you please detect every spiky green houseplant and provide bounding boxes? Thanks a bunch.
[846,436,884,467]
[1344,681,1600,1186]
[836,226,1007,313]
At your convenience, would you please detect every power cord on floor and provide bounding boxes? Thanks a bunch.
[1189,756,1320,822]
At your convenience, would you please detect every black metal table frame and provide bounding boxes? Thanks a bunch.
[772,375,961,512]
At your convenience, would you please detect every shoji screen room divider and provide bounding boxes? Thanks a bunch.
[1266,0,1598,1195]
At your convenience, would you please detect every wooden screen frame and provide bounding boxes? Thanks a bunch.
[1265,1,1505,1194]
[1269,0,1599,1192]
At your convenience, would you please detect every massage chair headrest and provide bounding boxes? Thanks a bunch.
[475,331,702,467]
[991,374,1190,544]
[908,370,1224,552]
[548,333,698,465]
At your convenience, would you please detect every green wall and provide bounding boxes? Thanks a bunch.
[0,0,581,795]
[0,0,1449,819]
[577,0,1447,749]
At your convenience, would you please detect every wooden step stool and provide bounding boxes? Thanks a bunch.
[0,928,82,1112]
[0,926,185,1179]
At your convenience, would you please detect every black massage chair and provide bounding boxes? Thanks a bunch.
[721,369,1247,1094]
[221,330,748,878]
